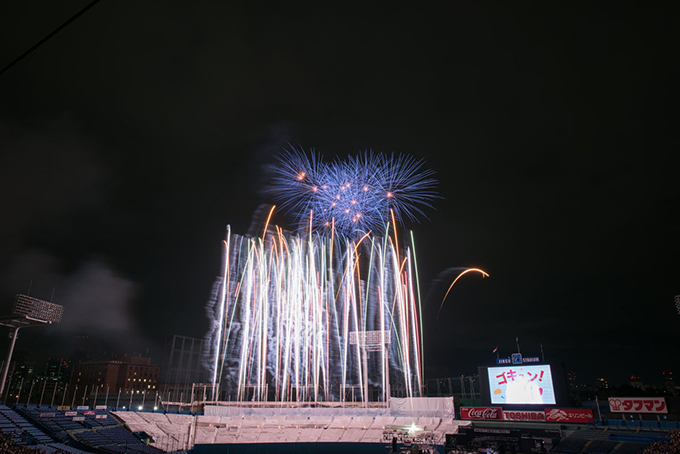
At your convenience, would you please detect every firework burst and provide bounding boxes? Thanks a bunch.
[269,148,438,236]
[204,150,487,405]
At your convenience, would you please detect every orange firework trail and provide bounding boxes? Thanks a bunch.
[436,268,490,320]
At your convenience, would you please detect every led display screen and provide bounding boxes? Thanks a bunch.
[487,365,556,405]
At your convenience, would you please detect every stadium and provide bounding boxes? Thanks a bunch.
[0,152,676,454]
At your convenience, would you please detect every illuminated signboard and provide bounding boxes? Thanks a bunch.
[545,408,594,423]
[488,365,556,405]
[608,397,667,414]
[460,407,502,420]
[502,410,545,421]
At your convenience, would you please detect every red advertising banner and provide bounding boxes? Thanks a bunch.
[502,410,546,422]
[545,408,594,423]
[460,407,503,420]
[84,410,95,415]
[608,397,667,414]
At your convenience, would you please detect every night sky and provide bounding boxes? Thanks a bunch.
[0,1,677,387]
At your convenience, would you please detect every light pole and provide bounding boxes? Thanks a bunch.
[39,379,47,407]
[50,380,57,407]
[27,380,35,406]
[16,378,23,405]
[61,384,68,407]
[71,385,78,408]
[0,295,63,398]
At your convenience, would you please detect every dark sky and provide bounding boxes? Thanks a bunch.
[0,1,677,386]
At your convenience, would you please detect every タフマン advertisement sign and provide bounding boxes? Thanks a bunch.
[502,410,546,422]
[608,397,667,414]
[460,407,502,420]
[545,408,594,423]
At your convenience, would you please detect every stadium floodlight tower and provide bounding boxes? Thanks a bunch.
[349,329,391,408]
[0,294,64,397]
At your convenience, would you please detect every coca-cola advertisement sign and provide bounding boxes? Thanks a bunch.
[460,407,502,420]
[545,408,594,423]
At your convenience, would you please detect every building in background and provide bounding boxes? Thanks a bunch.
[596,377,609,390]
[70,354,160,398]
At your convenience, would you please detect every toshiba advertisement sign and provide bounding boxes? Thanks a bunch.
[502,410,546,422]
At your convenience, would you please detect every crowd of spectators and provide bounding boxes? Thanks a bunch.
[641,429,680,454]
[0,430,67,454]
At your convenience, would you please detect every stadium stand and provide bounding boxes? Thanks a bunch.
[551,429,606,453]
[70,424,164,454]
[56,444,102,453]
[548,427,671,454]
[639,428,680,454]
[0,404,53,446]
[20,405,118,442]
[610,443,650,454]
[581,439,618,453]
[111,409,470,450]
[0,429,90,453]
[16,406,165,454]
[112,410,193,451]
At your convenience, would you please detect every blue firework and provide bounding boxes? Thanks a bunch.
[270,148,438,236]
